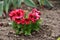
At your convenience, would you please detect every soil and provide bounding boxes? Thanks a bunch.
[0,0,60,40]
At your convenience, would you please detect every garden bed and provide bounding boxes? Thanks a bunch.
[0,0,60,40]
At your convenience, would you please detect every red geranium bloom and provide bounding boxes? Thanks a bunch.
[9,9,25,24]
[9,10,16,17]
[20,18,25,24]
[9,10,16,19]
[20,18,30,25]
[32,8,41,15]
[33,12,40,20]
[9,8,41,24]
[15,17,21,24]
[29,13,36,23]
[16,9,24,17]
[25,18,30,24]
[28,8,41,23]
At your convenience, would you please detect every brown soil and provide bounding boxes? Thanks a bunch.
[0,0,60,40]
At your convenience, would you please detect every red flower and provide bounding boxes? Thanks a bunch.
[32,8,41,15]
[16,9,24,17]
[9,10,16,19]
[9,9,24,24]
[20,18,30,25]
[29,13,36,23]
[9,10,16,17]
[28,8,41,23]
[20,18,25,24]
[25,18,30,24]
[33,12,40,20]
[9,8,41,24]
[15,18,21,24]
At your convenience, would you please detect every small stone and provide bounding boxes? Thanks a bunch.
[44,35,47,38]
[0,16,2,19]
[3,22,9,27]
[2,13,7,19]
[8,22,12,26]
[7,18,11,21]
[32,32,36,35]
[21,39,24,40]
[9,31,13,34]
[0,38,3,40]
[0,22,3,26]
[9,31,15,34]
[27,7,31,10]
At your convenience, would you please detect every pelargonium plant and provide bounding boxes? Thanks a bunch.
[9,8,42,35]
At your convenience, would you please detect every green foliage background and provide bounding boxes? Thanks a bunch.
[12,19,42,35]
[0,0,53,16]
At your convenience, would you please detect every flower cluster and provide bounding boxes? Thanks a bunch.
[9,8,42,35]
[9,8,41,25]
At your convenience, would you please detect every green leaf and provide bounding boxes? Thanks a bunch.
[12,22,18,30]
[22,24,31,35]
[25,31,31,35]
[0,1,3,16]
[17,0,22,8]
[24,0,36,7]
[57,37,60,40]
[17,24,22,29]
[33,23,40,31]
[12,0,17,8]
[38,0,44,6]
[38,18,42,24]
[5,4,9,13]
[3,0,10,13]
[44,0,53,7]
[25,25,31,35]
[38,0,53,8]
[15,29,20,35]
